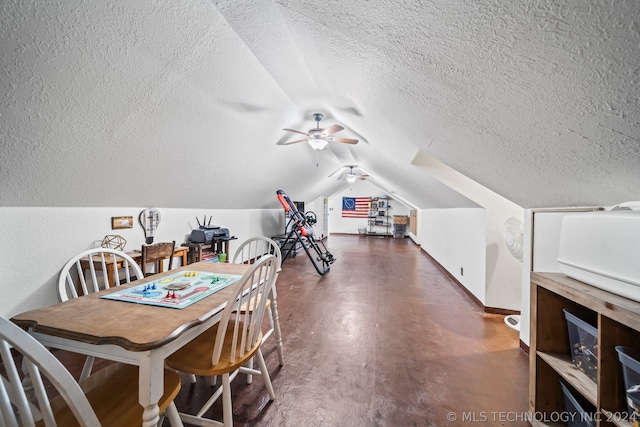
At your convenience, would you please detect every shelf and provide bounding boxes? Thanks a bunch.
[530,272,640,427]
[536,352,596,405]
[601,409,635,427]
[368,196,391,236]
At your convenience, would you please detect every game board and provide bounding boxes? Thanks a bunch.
[100,270,242,309]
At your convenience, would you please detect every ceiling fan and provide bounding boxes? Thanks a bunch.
[334,165,370,183]
[279,113,359,150]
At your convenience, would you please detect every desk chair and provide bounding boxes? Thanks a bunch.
[165,254,278,427]
[57,248,144,380]
[233,237,284,367]
[0,316,182,426]
[141,240,175,277]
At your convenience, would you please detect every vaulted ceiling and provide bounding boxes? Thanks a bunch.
[2,1,638,210]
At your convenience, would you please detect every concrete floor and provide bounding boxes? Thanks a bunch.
[168,234,530,426]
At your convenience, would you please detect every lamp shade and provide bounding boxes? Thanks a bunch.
[346,173,357,183]
[308,137,328,150]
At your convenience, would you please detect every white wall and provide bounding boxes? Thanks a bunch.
[0,207,283,317]
[416,208,487,305]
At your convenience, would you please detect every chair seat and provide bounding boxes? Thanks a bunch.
[166,320,263,377]
[238,294,270,312]
[42,363,181,426]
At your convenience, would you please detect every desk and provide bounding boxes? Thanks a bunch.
[186,238,237,264]
[80,246,189,287]
[12,261,250,427]
[129,246,188,271]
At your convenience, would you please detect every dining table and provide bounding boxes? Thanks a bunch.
[11,261,250,427]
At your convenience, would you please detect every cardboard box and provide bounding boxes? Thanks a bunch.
[393,215,408,225]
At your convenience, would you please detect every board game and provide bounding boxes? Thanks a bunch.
[100,270,242,309]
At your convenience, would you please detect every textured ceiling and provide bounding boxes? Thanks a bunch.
[1,0,638,209]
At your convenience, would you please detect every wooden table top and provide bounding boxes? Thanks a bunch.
[12,262,250,351]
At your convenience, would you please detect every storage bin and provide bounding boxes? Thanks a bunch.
[393,215,408,225]
[615,346,640,424]
[560,382,596,427]
[393,223,406,238]
[563,309,598,383]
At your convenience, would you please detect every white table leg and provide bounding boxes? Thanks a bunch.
[138,350,165,427]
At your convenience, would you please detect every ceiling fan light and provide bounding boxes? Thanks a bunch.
[308,137,328,150]
[346,173,357,183]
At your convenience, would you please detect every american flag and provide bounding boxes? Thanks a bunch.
[342,197,370,218]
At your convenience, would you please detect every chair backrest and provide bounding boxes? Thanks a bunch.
[140,241,175,276]
[58,248,143,302]
[212,254,278,366]
[0,316,102,426]
[232,237,282,272]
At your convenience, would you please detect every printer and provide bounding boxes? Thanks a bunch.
[189,227,230,244]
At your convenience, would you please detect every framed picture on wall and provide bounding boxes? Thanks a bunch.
[111,216,133,229]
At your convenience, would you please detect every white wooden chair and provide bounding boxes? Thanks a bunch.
[232,237,284,366]
[165,254,278,427]
[57,248,143,380]
[58,248,143,302]
[0,315,182,427]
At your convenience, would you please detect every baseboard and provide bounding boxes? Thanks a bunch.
[519,339,529,354]
[419,249,482,308]
[419,248,520,315]
[485,307,521,316]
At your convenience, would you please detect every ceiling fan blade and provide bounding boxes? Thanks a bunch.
[330,137,359,144]
[283,128,309,136]
[278,138,308,145]
[323,124,344,135]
